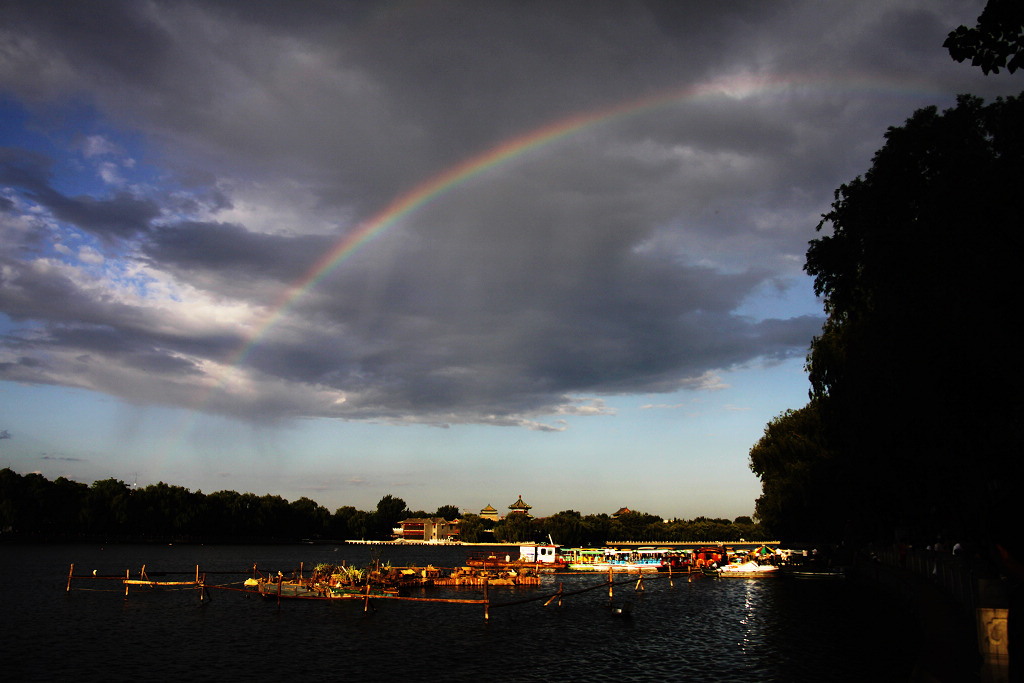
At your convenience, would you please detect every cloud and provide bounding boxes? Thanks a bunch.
[1,0,1004,429]
[0,148,159,241]
[40,454,85,462]
[81,135,122,159]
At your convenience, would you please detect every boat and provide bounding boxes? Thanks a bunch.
[778,569,843,581]
[779,565,845,579]
[563,547,669,573]
[716,561,780,578]
[656,550,694,573]
[690,545,730,571]
[466,543,566,571]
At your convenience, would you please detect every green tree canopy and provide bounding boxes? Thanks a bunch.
[434,504,461,521]
[493,513,537,543]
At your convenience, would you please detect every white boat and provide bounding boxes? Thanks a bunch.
[466,543,565,571]
[716,561,780,578]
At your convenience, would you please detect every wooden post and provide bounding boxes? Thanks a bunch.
[363,582,371,612]
[543,582,564,608]
[483,580,489,621]
[608,566,614,606]
[124,568,130,599]
[276,574,282,605]
[635,574,644,592]
[66,563,74,592]
[252,562,257,579]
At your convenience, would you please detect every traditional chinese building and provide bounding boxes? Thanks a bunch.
[396,517,460,542]
[480,504,500,522]
[507,495,532,518]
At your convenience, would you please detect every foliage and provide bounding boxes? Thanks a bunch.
[492,512,538,543]
[371,494,409,538]
[434,504,461,521]
[0,468,765,543]
[457,513,486,543]
[748,404,837,541]
[544,510,587,546]
[944,0,1024,74]
[795,93,1023,544]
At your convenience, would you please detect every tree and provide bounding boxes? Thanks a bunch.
[493,513,537,543]
[82,478,132,535]
[434,504,461,521]
[580,513,611,546]
[749,404,837,541]
[944,0,1024,74]
[369,494,408,539]
[803,93,1023,544]
[290,497,330,537]
[543,510,585,546]
[457,513,485,543]
[608,511,663,541]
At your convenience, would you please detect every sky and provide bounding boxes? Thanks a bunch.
[0,1,1018,521]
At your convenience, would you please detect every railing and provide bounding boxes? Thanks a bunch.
[870,545,998,618]
[866,544,1010,683]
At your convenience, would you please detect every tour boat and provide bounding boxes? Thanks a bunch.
[563,547,668,573]
[715,561,780,578]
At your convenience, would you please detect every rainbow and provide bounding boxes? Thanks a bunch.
[228,74,797,371]
[151,71,940,471]
[215,70,946,387]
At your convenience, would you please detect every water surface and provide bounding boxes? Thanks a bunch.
[0,544,917,681]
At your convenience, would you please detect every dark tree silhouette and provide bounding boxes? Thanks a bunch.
[944,0,1024,74]
[749,404,836,542]
[802,93,1022,544]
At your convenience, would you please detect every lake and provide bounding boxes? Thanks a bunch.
[1,543,919,681]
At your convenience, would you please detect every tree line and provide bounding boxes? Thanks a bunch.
[748,4,1022,555]
[0,468,763,544]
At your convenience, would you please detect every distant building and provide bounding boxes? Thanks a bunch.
[507,495,532,518]
[612,507,632,517]
[396,517,460,542]
[480,504,500,522]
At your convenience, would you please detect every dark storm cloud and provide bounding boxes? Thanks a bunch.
[45,191,159,242]
[1,147,158,241]
[0,0,1009,424]
[142,221,334,285]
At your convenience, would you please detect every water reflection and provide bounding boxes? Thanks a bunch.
[3,544,917,682]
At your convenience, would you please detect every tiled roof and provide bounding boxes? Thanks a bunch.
[508,495,531,509]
